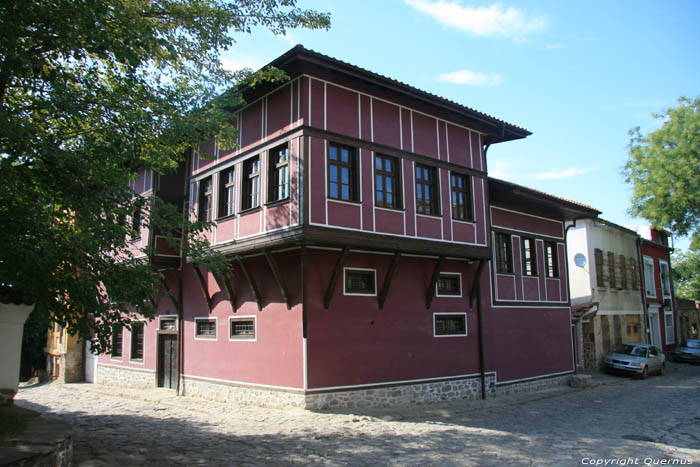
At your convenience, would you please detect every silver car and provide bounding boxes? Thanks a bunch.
[673,339,700,363]
[603,343,665,379]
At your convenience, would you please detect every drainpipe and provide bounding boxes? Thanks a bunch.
[470,260,487,400]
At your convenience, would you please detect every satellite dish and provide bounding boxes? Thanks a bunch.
[574,253,587,268]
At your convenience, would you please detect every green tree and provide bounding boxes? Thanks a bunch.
[0,0,329,351]
[672,249,700,300]
[624,96,700,246]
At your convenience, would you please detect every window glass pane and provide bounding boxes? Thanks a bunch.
[330,146,337,160]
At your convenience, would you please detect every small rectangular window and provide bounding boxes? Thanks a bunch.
[242,156,260,210]
[545,242,559,278]
[495,233,513,274]
[619,255,627,289]
[608,251,616,288]
[328,143,357,202]
[643,256,655,297]
[198,177,213,221]
[130,322,144,361]
[195,318,217,340]
[111,327,123,358]
[522,238,537,276]
[269,144,290,202]
[594,248,604,287]
[159,318,177,331]
[660,262,671,298]
[230,318,255,340]
[434,313,467,337]
[344,268,376,295]
[450,173,472,221]
[437,273,461,296]
[375,154,401,209]
[218,168,235,218]
[415,164,439,215]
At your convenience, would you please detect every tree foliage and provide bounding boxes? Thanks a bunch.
[672,249,700,300]
[624,96,700,246]
[0,0,329,351]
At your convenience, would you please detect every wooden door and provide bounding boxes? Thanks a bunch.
[158,334,178,389]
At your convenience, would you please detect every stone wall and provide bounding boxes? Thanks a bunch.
[96,366,570,410]
[180,377,306,408]
[304,375,495,410]
[96,364,154,389]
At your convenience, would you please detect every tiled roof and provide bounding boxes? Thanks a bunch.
[267,45,531,139]
[0,286,36,306]
[572,301,599,320]
[488,177,599,213]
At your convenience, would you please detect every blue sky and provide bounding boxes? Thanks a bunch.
[221,0,700,250]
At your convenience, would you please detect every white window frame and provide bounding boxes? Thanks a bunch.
[433,312,468,338]
[129,320,146,364]
[643,256,656,298]
[158,314,178,331]
[194,317,218,341]
[229,316,257,342]
[658,260,671,299]
[436,272,462,297]
[343,267,377,297]
[664,309,675,345]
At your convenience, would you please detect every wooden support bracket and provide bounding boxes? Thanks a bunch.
[378,252,401,310]
[469,260,487,308]
[192,265,214,312]
[324,246,349,310]
[235,255,263,311]
[264,249,291,310]
[425,255,445,309]
[213,271,237,313]
[159,277,180,312]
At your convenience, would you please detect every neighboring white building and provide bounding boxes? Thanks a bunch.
[567,218,644,370]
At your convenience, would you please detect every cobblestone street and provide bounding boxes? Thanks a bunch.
[14,363,700,466]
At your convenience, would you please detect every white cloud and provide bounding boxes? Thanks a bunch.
[489,160,595,181]
[220,56,263,72]
[438,69,503,86]
[404,0,548,40]
[532,167,595,180]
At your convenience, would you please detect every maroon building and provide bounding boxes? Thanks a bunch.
[96,46,598,408]
[639,228,677,352]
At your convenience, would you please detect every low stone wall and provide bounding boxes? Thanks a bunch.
[0,405,72,467]
[180,377,306,408]
[95,366,570,410]
[304,375,497,410]
[96,364,154,389]
[494,374,570,396]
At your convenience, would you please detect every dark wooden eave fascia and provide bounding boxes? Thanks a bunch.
[235,256,263,311]
[324,246,349,310]
[426,256,445,309]
[303,225,492,261]
[378,252,401,310]
[264,249,291,310]
[192,265,214,312]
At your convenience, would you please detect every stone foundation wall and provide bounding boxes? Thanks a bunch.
[96,364,154,389]
[180,377,306,408]
[305,375,496,410]
[95,366,571,410]
[494,374,570,396]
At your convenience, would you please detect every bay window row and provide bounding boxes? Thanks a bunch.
[495,233,559,278]
[327,142,474,222]
[196,143,289,221]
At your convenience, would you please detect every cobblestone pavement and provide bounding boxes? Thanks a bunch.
[14,362,700,466]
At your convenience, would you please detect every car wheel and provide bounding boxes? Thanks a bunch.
[658,363,665,376]
[641,366,648,379]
